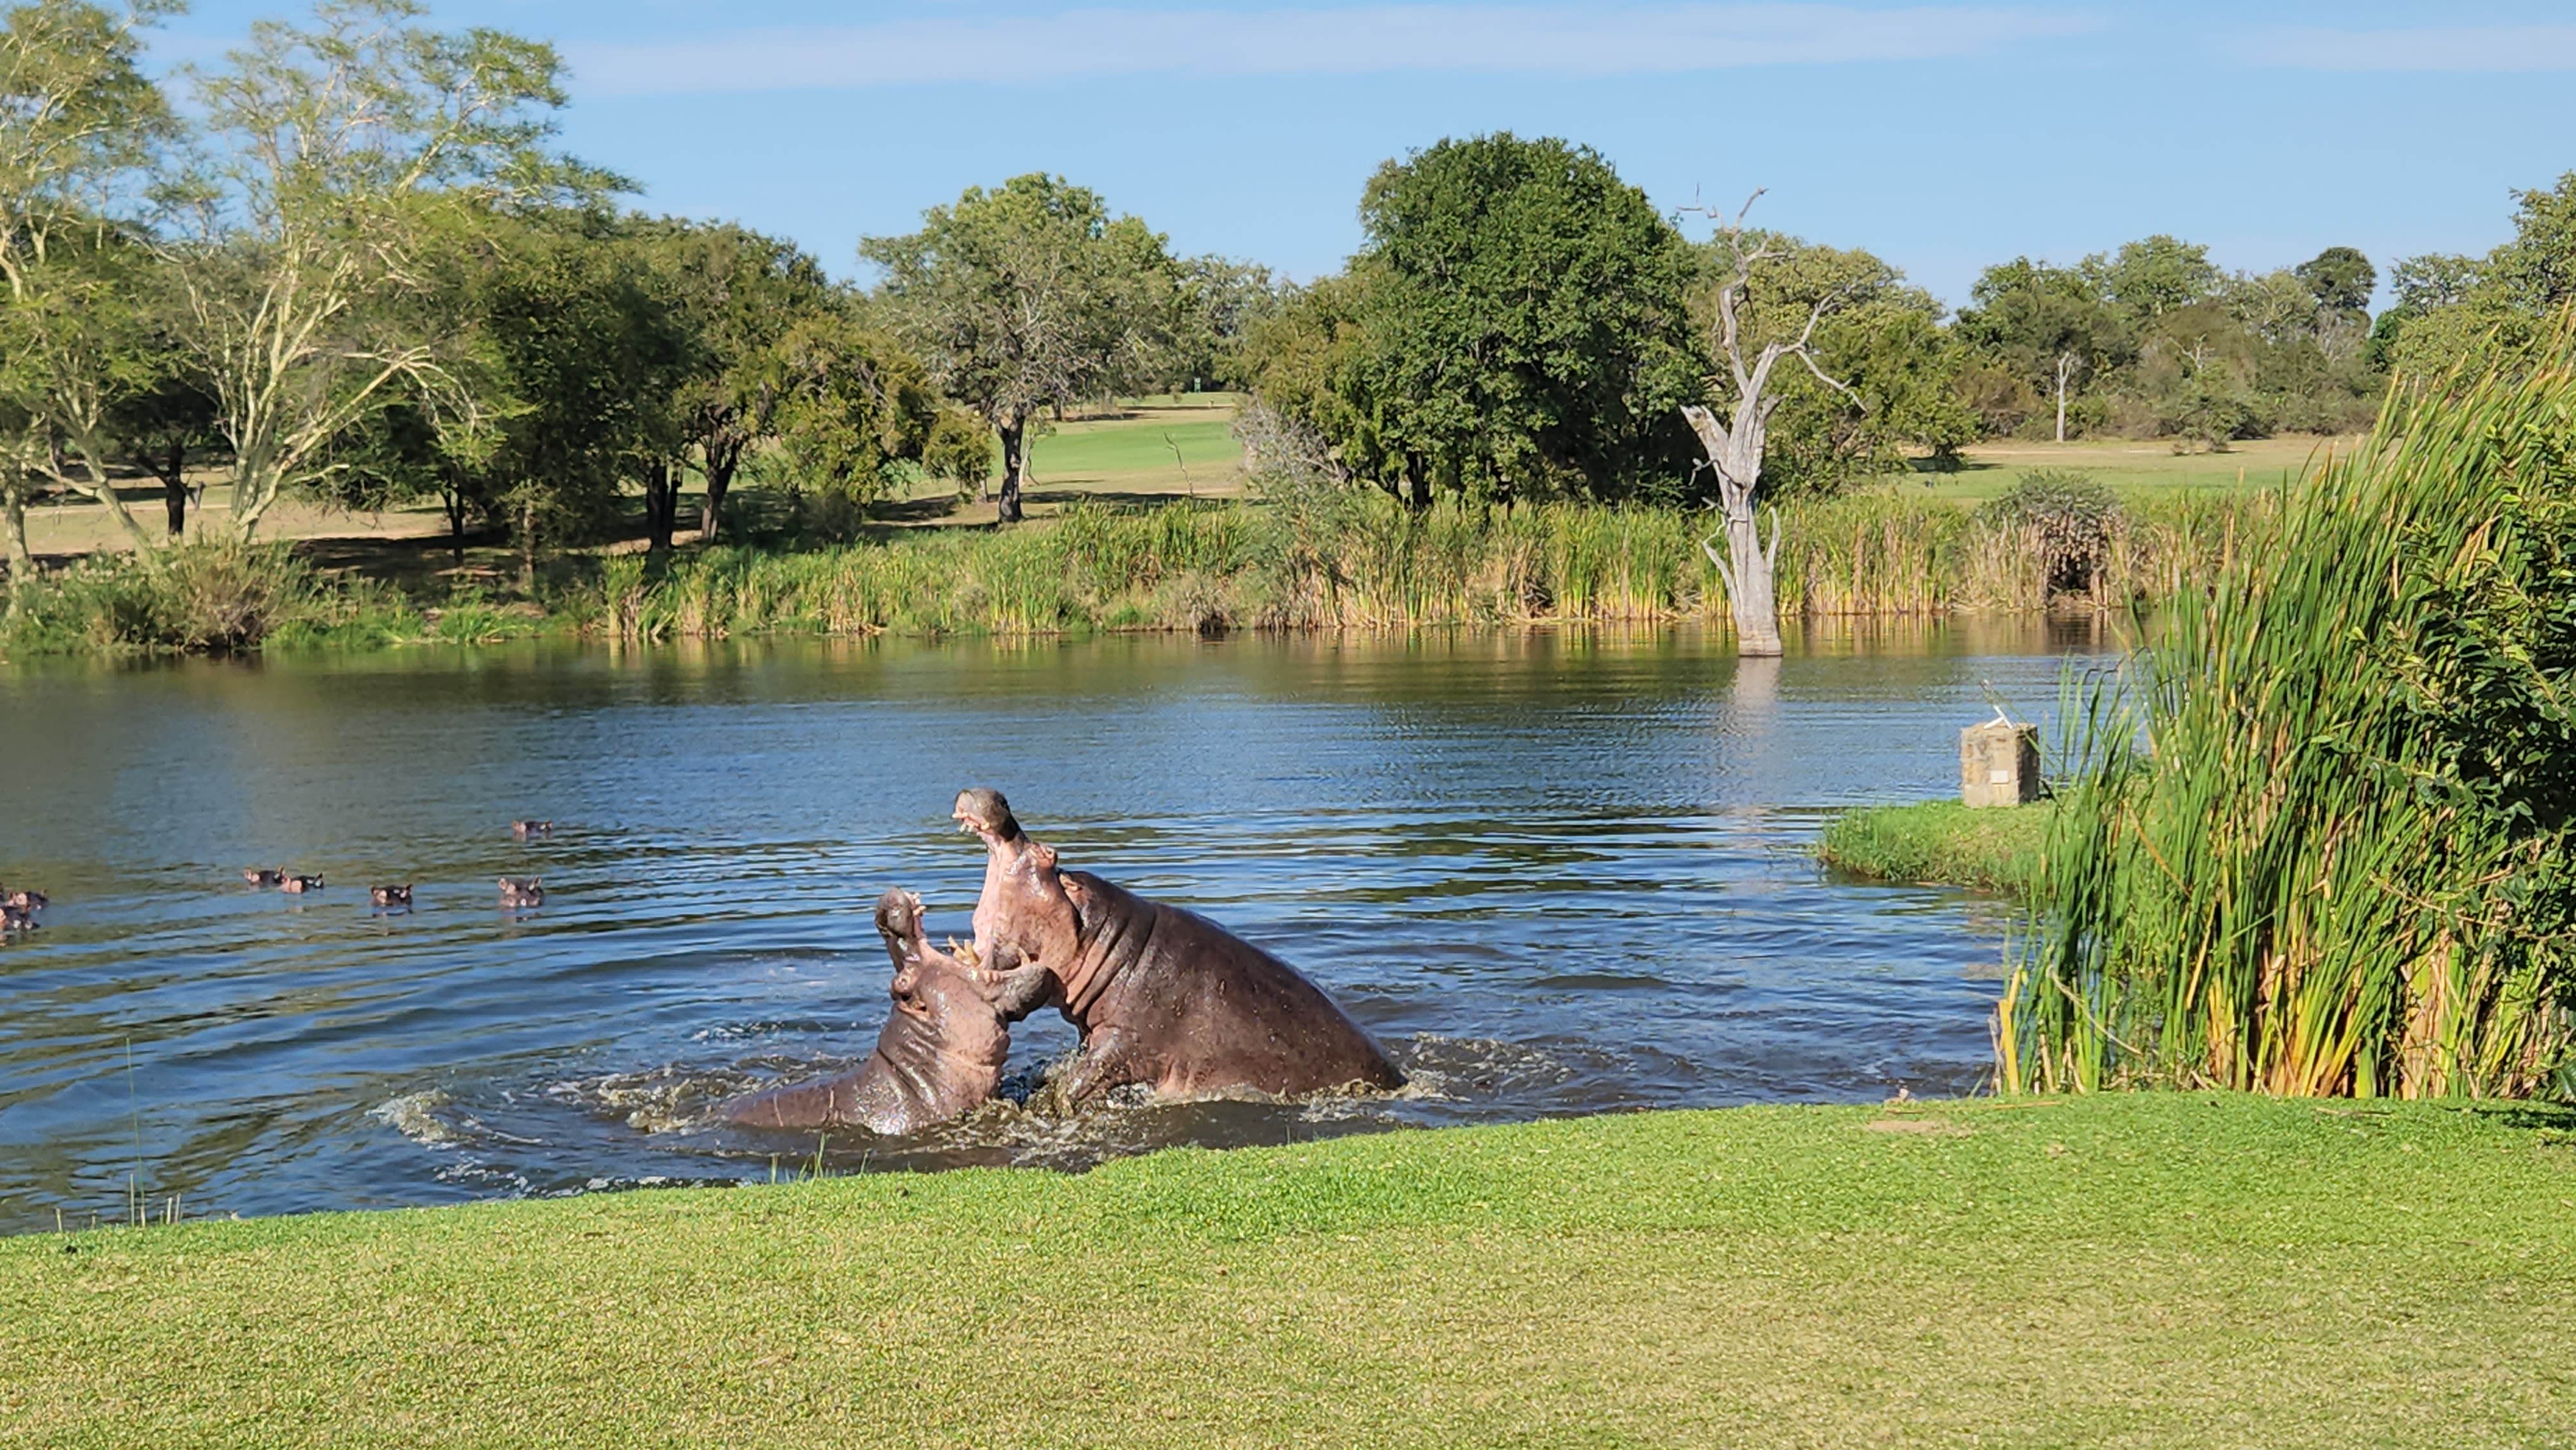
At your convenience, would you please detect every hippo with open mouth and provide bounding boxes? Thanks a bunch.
[724,887,1052,1134]
[952,787,1403,1106]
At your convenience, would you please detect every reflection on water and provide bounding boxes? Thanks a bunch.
[0,618,2120,1232]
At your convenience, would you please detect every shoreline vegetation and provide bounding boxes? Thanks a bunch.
[8,1094,2572,1447]
[0,473,2275,657]
[1817,800,2054,898]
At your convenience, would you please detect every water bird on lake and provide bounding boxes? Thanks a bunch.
[1,903,39,933]
[281,874,325,893]
[243,868,285,887]
[498,878,544,907]
[511,820,553,840]
[370,885,413,909]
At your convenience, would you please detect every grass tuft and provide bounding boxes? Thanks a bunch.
[1818,800,2054,896]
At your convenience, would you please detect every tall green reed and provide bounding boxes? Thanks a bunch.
[2002,330,2576,1100]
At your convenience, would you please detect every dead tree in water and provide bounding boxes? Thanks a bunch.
[1678,190,1859,658]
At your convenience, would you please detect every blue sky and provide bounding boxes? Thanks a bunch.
[152,1,2576,308]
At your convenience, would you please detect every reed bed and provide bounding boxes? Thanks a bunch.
[0,486,2273,657]
[589,489,2272,643]
[2000,337,2576,1100]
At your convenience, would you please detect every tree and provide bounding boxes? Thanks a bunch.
[1956,258,2118,442]
[2490,172,2576,314]
[764,307,936,512]
[1340,133,1700,507]
[1723,237,1965,489]
[2376,174,2576,378]
[1164,256,1282,393]
[921,407,995,500]
[2294,245,2376,319]
[0,0,182,569]
[172,0,609,540]
[2084,235,2221,326]
[864,173,1179,523]
[108,340,221,536]
[630,221,840,545]
[1678,193,1863,658]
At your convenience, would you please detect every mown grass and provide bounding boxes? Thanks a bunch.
[1818,800,2054,897]
[4,1095,2572,1447]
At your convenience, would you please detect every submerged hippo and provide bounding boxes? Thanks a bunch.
[724,887,1052,1135]
[952,788,1403,1106]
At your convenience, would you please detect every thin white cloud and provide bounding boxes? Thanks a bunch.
[569,4,2099,97]
[2238,24,2576,73]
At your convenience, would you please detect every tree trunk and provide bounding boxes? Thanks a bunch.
[1682,404,1786,658]
[520,499,537,592]
[997,417,1028,525]
[443,479,469,564]
[1712,507,1785,656]
[1406,462,1432,513]
[158,442,189,538]
[2054,353,2074,444]
[3,484,32,584]
[643,458,677,553]
[699,453,737,543]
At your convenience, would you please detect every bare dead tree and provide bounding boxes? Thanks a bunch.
[2054,350,2084,444]
[1677,189,1859,657]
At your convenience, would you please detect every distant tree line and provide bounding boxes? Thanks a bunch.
[7,0,2571,578]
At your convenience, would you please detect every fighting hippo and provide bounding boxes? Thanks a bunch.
[952,788,1403,1106]
[725,887,1052,1134]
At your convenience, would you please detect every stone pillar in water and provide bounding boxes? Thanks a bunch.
[1960,721,2041,808]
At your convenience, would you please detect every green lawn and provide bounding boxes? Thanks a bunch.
[1915,435,2350,506]
[6,1093,2573,1447]
[1819,799,2055,897]
[1025,408,1244,494]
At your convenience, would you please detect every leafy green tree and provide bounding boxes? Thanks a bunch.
[632,221,838,545]
[2490,173,2576,313]
[1252,134,1700,509]
[864,174,1179,522]
[108,339,222,536]
[2084,235,2222,326]
[1166,256,1283,393]
[1709,234,1968,489]
[172,0,611,539]
[2294,246,2376,319]
[764,306,936,511]
[1955,258,2119,440]
[2378,174,2576,379]
[921,407,995,500]
[0,0,181,568]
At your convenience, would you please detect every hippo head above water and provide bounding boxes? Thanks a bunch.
[955,788,1082,973]
[721,886,1053,1135]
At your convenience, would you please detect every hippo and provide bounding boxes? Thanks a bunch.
[724,887,1053,1135]
[952,788,1403,1107]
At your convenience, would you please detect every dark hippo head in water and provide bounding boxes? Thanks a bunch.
[723,887,1052,1135]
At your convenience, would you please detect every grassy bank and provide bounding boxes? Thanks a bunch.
[1818,800,2053,896]
[5,1095,2572,1447]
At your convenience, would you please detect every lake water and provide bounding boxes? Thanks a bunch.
[0,620,2120,1233]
